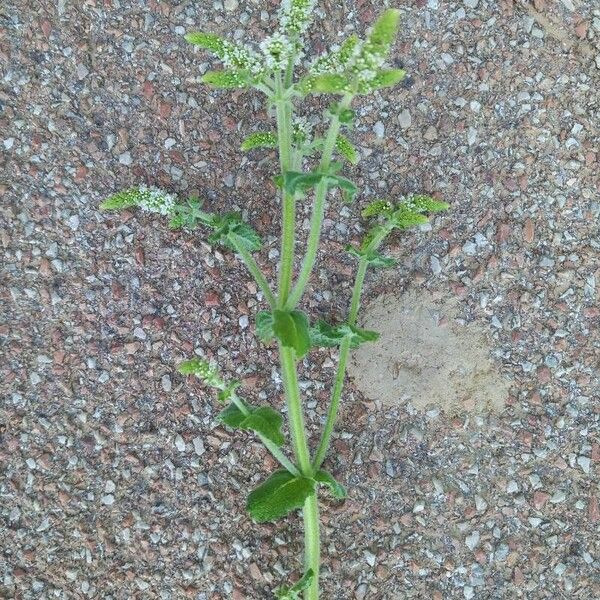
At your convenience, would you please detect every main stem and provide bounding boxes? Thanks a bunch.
[273,71,321,599]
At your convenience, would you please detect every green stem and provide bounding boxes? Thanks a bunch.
[275,75,296,307]
[303,493,321,600]
[228,233,276,307]
[285,94,354,310]
[230,394,300,476]
[312,226,391,470]
[279,346,313,476]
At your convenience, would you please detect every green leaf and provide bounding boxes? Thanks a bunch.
[272,310,311,359]
[302,73,350,95]
[345,245,397,268]
[216,380,240,404]
[276,570,315,599]
[168,198,212,230]
[361,199,394,218]
[282,170,358,203]
[185,32,228,55]
[201,70,249,89]
[247,470,315,523]
[336,134,359,165]
[407,194,450,213]
[208,212,262,252]
[314,470,347,499]
[283,171,325,196]
[309,321,379,349]
[390,206,430,229]
[256,311,275,342]
[100,189,141,211]
[367,69,406,91]
[368,9,401,50]
[178,358,225,388]
[219,402,285,447]
[241,132,278,152]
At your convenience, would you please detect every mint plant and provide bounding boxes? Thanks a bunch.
[100,3,448,598]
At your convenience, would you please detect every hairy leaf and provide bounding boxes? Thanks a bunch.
[314,470,347,499]
[272,310,311,359]
[309,321,379,348]
[169,198,212,230]
[256,311,275,342]
[208,212,262,252]
[241,132,278,152]
[247,470,315,523]
[276,570,315,599]
[361,199,394,218]
[336,134,359,165]
[345,245,397,268]
[283,170,358,202]
[219,402,285,447]
[201,70,249,89]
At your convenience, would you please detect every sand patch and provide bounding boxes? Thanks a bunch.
[348,289,511,415]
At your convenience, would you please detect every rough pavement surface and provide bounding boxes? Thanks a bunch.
[1,0,599,598]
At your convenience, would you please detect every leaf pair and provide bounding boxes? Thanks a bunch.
[257,310,311,359]
[208,212,263,252]
[169,198,213,230]
[219,401,285,447]
[247,469,347,523]
[345,245,396,269]
[283,170,357,203]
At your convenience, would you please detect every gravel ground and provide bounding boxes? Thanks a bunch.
[1,1,599,598]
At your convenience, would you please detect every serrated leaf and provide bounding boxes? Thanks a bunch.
[247,470,315,523]
[314,470,347,499]
[219,402,285,447]
[276,570,315,599]
[208,212,262,252]
[283,171,324,196]
[241,132,278,152]
[256,311,275,342]
[201,70,249,89]
[309,321,379,349]
[100,189,141,211]
[345,245,397,268]
[283,170,357,203]
[336,134,359,165]
[272,310,311,359]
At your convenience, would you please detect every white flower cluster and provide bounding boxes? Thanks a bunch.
[311,36,384,88]
[222,43,264,76]
[136,185,177,216]
[260,32,294,70]
[279,0,317,36]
